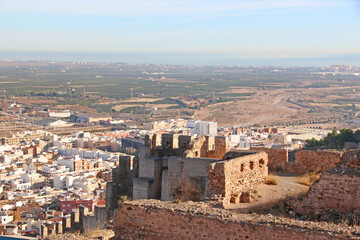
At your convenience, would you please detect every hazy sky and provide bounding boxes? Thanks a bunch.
[0,0,359,56]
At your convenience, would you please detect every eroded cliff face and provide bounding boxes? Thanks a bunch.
[113,200,360,240]
[295,150,360,218]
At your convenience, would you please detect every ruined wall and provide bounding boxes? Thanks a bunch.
[145,133,229,159]
[250,147,288,171]
[164,157,218,201]
[283,150,342,174]
[185,136,229,159]
[145,134,194,157]
[113,200,360,240]
[60,206,107,233]
[135,133,230,201]
[207,151,268,206]
[106,155,138,211]
[295,150,360,217]
[82,205,107,231]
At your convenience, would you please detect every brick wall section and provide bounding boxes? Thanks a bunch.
[207,151,268,206]
[295,150,360,217]
[283,150,342,174]
[113,200,360,240]
[250,147,288,171]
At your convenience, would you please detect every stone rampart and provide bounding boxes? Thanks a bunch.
[207,151,268,206]
[166,157,218,202]
[82,205,107,231]
[295,150,360,217]
[113,200,360,240]
[250,147,288,171]
[283,150,342,174]
[145,133,229,159]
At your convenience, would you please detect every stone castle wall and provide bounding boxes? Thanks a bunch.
[166,157,218,202]
[283,150,342,174]
[113,200,360,240]
[145,133,229,159]
[250,147,288,171]
[249,148,342,174]
[295,150,360,217]
[207,151,268,206]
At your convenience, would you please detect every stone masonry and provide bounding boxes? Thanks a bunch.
[283,150,342,174]
[295,150,360,218]
[250,148,342,174]
[250,147,288,171]
[207,151,268,206]
[113,200,360,240]
[132,133,268,206]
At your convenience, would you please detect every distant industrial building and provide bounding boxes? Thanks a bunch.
[48,109,71,118]
[73,113,112,124]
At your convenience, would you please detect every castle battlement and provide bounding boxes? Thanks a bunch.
[145,133,229,159]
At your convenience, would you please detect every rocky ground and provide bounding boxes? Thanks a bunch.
[45,229,114,240]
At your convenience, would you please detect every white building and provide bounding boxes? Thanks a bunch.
[228,135,251,148]
[42,164,69,176]
[191,121,218,136]
[54,173,87,190]
[0,211,14,224]
[49,120,73,128]
[48,109,71,118]
[57,155,82,171]
[10,179,31,190]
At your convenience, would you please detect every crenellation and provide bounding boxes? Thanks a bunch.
[178,135,193,150]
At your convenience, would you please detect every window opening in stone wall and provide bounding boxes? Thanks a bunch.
[259,159,264,168]
[250,161,254,170]
[241,164,245,172]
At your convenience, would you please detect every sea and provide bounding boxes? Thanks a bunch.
[0,52,359,67]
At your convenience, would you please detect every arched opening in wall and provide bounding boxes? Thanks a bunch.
[241,164,245,172]
[250,161,254,170]
[230,193,240,204]
[240,192,251,203]
[259,159,265,168]
[195,151,199,157]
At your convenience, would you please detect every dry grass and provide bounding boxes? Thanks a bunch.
[112,104,141,111]
[84,228,114,239]
[299,171,321,186]
[118,195,130,204]
[265,174,279,185]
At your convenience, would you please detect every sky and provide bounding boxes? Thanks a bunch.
[0,0,360,63]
